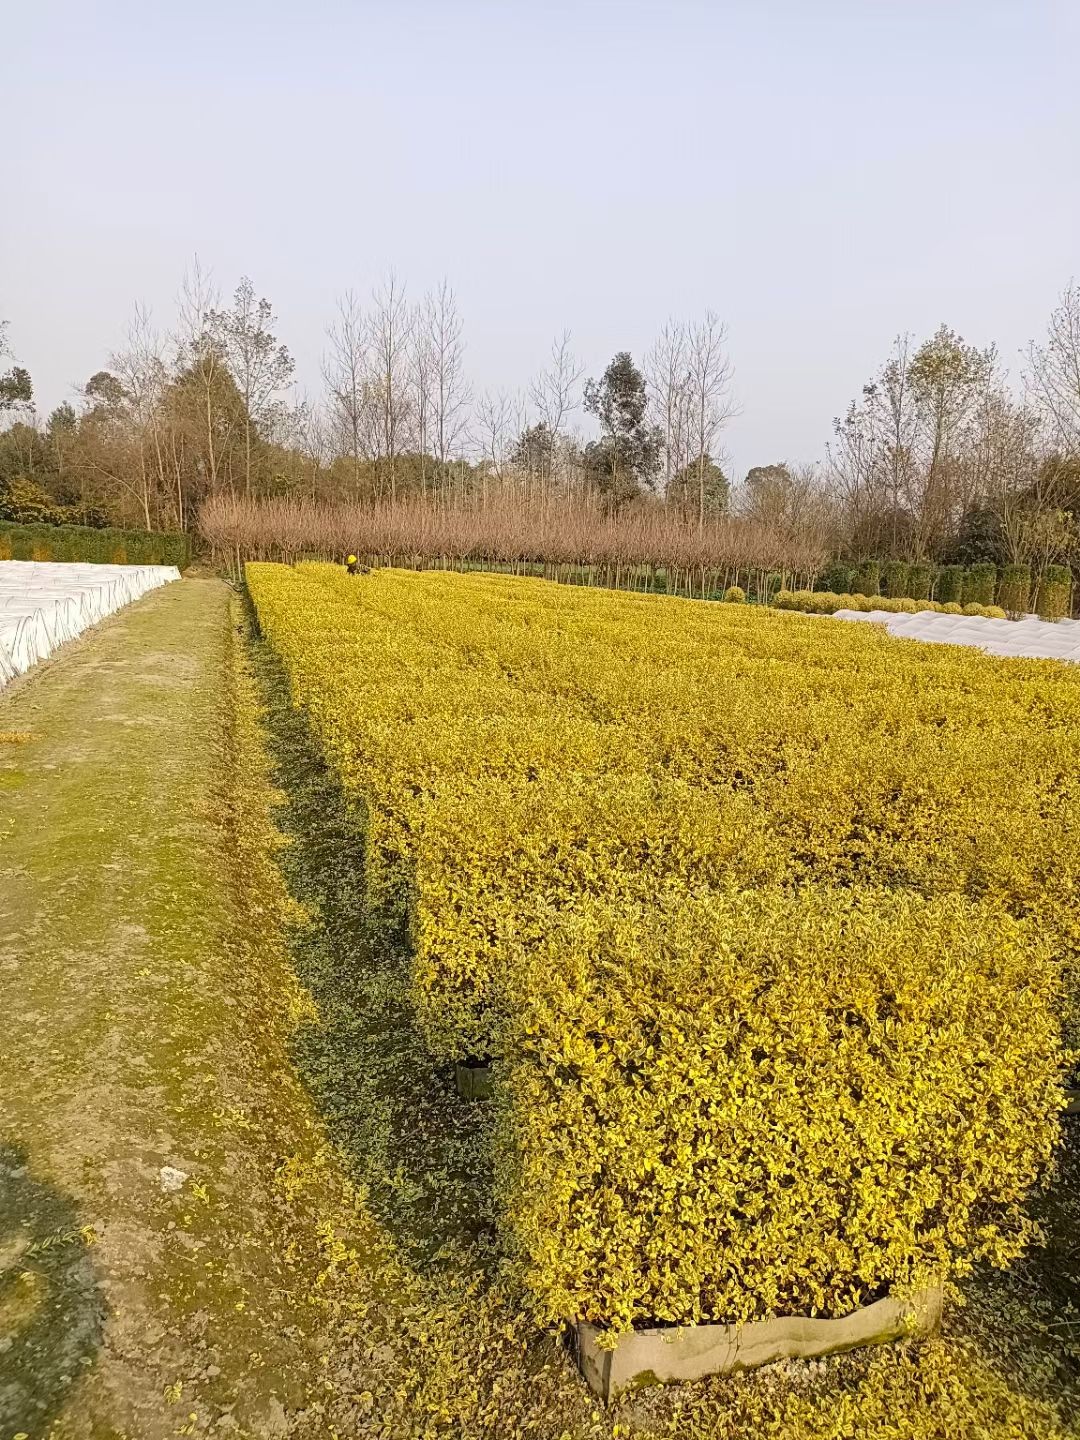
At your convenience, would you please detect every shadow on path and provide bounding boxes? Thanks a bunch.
[959,1119,1080,1424]
[0,1143,103,1439]
[249,627,495,1274]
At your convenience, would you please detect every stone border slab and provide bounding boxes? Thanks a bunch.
[573,1286,942,1401]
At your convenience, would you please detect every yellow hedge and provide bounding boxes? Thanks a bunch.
[495,888,1063,1334]
[248,562,1080,1053]
[247,561,1075,1331]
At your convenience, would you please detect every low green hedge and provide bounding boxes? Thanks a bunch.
[1037,564,1072,621]
[908,561,933,600]
[880,560,910,598]
[0,522,190,568]
[818,562,853,594]
[965,562,997,607]
[935,564,966,605]
[998,564,1031,615]
[851,560,881,596]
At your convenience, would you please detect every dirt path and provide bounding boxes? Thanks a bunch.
[0,580,334,1438]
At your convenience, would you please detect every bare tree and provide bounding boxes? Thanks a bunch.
[211,277,295,496]
[273,394,331,500]
[530,330,583,438]
[427,280,470,488]
[965,376,1040,563]
[370,272,414,500]
[410,307,435,494]
[876,333,919,551]
[828,334,919,556]
[475,388,515,497]
[647,320,690,491]
[1027,281,1080,455]
[685,312,735,529]
[324,291,369,495]
[828,328,992,558]
[108,306,174,527]
[529,331,583,501]
[177,257,232,497]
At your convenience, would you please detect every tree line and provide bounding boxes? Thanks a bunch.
[3,266,1080,584]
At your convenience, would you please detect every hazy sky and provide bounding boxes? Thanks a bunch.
[2,0,1078,477]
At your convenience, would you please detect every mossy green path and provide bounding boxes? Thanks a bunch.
[0,579,329,1437]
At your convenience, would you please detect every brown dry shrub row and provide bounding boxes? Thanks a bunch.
[199,492,827,596]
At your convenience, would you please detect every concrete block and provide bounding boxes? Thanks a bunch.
[574,1286,942,1401]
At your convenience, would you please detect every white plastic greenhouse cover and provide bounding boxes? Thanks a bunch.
[831,608,1080,663]
[0,561,180,687]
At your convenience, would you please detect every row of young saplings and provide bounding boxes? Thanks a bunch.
[248,562,1072,1403]
[816,558,1073,620]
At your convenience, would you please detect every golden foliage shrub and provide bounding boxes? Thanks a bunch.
[247,561,1077,1332]
[495,889,1062,1334]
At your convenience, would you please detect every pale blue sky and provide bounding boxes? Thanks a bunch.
[2,0,1077,476]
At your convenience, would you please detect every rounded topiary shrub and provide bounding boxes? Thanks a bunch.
[496,889,1062,1338]
[777,591,847,614]
[724,586,746,604]
[941,602,963,615]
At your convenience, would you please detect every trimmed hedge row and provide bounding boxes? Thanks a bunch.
[248,563,1075,1338]
[818,559,1073,618]
[775,590,1008,619]
[0,521,190,568]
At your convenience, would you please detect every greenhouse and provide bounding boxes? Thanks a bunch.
[0,560,180,686]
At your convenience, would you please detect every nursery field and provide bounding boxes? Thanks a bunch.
[248,563,1080,1385]
[4,567,1080,1438]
